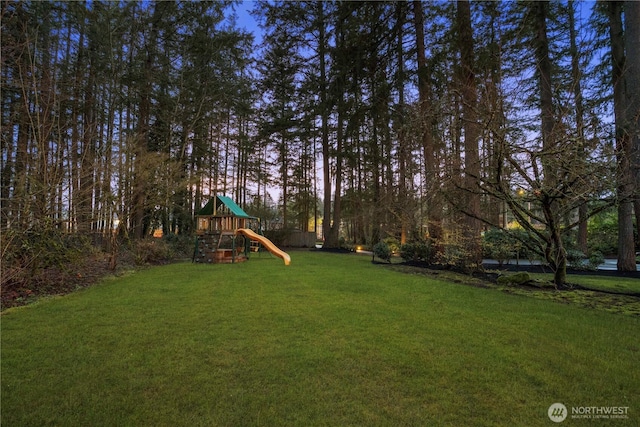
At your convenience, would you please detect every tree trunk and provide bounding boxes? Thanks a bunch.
[624,1,640,256]
[79,21,97,234]
[569,0,589,254]
[609,2,636,271]
[132,2,166,239]
[413,0,442,242]
[395,1,409,245]
[457,0,482,265]
[1,85,15,229]
[327,100,344,248]
[281,130,288,229]
[535,1,567,285]
[317,2,333,245]
[481,1,505,228]
[324,8,346,249]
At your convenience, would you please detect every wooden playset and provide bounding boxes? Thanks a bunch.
[193,195,290,265]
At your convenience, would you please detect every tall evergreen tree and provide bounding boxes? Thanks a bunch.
[456,0,482,264]
[624,0,640,252]
[607,1,636,271]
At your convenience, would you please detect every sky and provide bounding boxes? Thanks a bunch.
[233,0,263,44]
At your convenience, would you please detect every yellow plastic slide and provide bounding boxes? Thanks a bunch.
[236,228,291,266]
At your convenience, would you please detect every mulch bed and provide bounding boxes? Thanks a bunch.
[1,253,135,311]
[382,260,640,316]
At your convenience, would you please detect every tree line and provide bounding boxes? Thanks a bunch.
[2,1,639,284]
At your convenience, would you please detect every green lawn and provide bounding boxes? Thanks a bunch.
[515,271,640,294]
[564,274,640,294]
[487,271,640,316]
[2,251,638,426]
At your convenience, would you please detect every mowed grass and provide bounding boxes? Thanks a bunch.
[519,271,640,294]
[481,270,640,316]
[2,251,638,426]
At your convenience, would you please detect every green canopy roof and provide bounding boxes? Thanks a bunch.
[197,196,256,219]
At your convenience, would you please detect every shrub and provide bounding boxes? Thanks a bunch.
[399,241,431,262]
[399,243,414,261]
[565,249,604,271]
[1,226,99,308]
[162,233,194,259]
[339,237,354,252]
[511,228,541,262]
[588,251,605,270]
[2,226,94,273]
[482,228,517,265]
[566,249,587,270]
[483,227,542,264]
[383,237,400,254]
[437,239,470,269]
[586,210,618,256]
[133,239,173,265]
[496,272,531,286]
[373,241,392,262]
